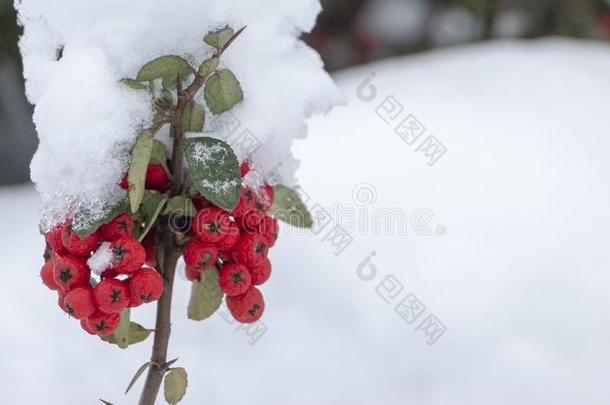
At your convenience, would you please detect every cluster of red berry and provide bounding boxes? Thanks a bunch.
[39,159,278,337]
[185,162,278,323]
[40,213,163,337]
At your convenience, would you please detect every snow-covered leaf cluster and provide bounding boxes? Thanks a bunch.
[16,0,342,231]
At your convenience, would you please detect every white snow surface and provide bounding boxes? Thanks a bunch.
[3,39,610,404]
[16,0,341,231]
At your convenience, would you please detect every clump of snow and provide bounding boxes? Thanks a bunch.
[87,242,113,275]
[16,0,342,231]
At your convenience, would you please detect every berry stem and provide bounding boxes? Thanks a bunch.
[137,29,245,403]
[137,232,180,405]
[138,71,206,405]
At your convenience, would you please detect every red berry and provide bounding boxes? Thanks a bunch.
[231,187,255,219]
[258,216,279,247]
[119,172,129,190]
[185,266,203,282]
[193,195,212,210]
[61,223,100,257]
[240,161,251,177]
[45,224,67,255]
[227,286,265,323]
[239,208,266,232]
[193,207,231,243]
[218,250,234,264]
[262,184,274,208]
[101,268,119,279]
[53,256,91,291]
[94,278,129,314]
[250,256,272,285]
[110,237,146,275]
[85,311,121,336]
[253,188,271,213]
[238,188,271,230]
[99,213,134,241]
[233,233,269,268]
[142,230,157,267]
[183,241,218,272]
[41,259,60,291]
[64,286,96,319]
[57,291,68,313]
[80,318,97,335]
[128,268,164,306]
[145,164,171,193]
[219,263,252,296]
[216,221,240,251]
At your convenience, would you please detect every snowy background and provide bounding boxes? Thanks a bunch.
[2,38,610,404]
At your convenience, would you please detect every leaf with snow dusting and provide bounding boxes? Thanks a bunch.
[182,137,240,211]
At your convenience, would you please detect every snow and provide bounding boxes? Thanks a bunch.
[16,0,341,231]
[87,242,113,275]
[3,39,610,404]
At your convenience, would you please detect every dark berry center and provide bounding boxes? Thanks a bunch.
[231,272,244,284]
[110,288,121,303]
[206,222,221,234]
[60,269,73,283]
[113,246,126,260]
[248,303,261,316]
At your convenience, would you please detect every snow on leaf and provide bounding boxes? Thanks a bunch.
[73,197,129,238]
[182,137,240,211]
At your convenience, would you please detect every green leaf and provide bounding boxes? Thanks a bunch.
[188,267,223,321]
[182,137,240,211]
[160,88,174,105]
[73,198,129,238]
[269,185,313,228]
[182,103,205,132]
[150,140,169,171]
[164,196,196,218]
[204,27,234,50]
[102,320,153,348]
[127,322,153,345]
[125,361,152,394]
[197,57,219,78]
[136,55,193,86]
[164,368,188,405]
[109,309,130,349]
[139,191,168,242]
[204,69,244,115]
[121,78,148,90]
[128,130,155,213]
